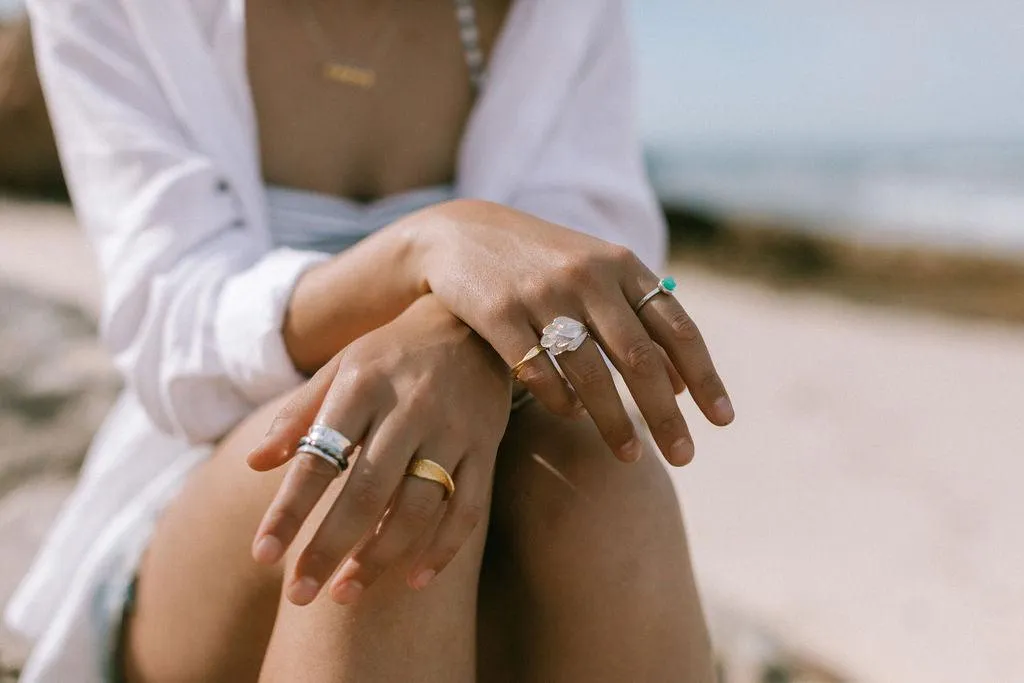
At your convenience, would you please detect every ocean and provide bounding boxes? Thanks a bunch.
[647,142,1024,256]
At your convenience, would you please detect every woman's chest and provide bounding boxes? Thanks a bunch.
[246,0,508,201]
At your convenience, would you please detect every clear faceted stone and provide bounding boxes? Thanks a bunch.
[540,316,588,355]
[566,332,588,351]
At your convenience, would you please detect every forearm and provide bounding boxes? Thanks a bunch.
[284,216,428,374]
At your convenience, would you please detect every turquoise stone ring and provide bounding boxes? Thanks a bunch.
[634,277,678,313]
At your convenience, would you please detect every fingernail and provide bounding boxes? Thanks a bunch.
[620,438,642,462]
[412,569,436,590]
[714,396,735,424]
[670,437,695,465]
[333,580,364,604]
[253,535,283,564]
[288,576,321,605]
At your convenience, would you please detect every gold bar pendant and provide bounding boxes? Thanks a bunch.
[323,63,377,89]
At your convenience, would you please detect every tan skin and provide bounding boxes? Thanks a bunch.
[123,1,725,681]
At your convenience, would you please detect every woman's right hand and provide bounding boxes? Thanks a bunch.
[411,199,734,466]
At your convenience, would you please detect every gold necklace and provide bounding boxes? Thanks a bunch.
[298,0,399,88]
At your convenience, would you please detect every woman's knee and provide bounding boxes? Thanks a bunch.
[493,401,687,561]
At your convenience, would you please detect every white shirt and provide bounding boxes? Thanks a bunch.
[5,0,665,679]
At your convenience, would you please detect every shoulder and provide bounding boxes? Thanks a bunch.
[27,0,230,44]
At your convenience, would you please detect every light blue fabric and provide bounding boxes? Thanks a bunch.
[267,184,455,253]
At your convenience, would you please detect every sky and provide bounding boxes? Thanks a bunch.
[630,0,1024,150]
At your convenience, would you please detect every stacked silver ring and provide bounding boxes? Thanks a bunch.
[297,423,354,474]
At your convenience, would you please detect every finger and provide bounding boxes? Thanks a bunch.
[247,353,344,471]
[589,298,695,466]
[252,450,345,566]
[286,411,418,606]
[503,324,580,418]
[408,457,488,590]
[660,344,687,395]
[641,294,734,426]
[623,273,734,427]
[328,452,456,603]
[251,366,374,566]
[554,336,640,462]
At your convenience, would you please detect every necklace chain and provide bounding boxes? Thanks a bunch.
[297,0,486,91]
[298,0,400,88]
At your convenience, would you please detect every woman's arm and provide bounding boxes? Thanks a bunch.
[249,294,512,605]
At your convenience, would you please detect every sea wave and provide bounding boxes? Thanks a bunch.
[649,143,1024,255]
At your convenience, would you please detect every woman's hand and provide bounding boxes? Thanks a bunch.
[246,295,511,606]
[411,199,734,467]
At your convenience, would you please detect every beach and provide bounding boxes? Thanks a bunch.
[1,197,1023,682]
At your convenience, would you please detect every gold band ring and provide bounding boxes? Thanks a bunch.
[405,458,455,500]
[509,344,545,380]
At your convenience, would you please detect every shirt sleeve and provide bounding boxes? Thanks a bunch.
[507,0,667,271]
[28,0,329,444]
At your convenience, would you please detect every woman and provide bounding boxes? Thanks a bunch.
[6,0,734,681]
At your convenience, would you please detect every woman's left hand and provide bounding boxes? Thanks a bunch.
[245,295,511,606]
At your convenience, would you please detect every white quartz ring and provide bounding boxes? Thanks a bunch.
[540,316,590,356]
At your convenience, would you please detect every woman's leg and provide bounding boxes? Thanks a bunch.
[124,391,713,681]
[122,393,486,682]
[479,401,716,683]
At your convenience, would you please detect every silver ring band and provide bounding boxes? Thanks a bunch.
[308,423,353,458]
[540,316,589,356]
[297,424,355,474]
[297,439,348,474]
[634,277,678,314]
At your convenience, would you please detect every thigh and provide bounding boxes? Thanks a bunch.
[122,395,293,682]
[481,401,716,683]
[124,390,489,683]
[258,469,490,683]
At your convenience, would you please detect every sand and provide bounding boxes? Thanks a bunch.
[1,197,1022,682]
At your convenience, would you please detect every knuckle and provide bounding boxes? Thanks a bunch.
[560,253,599,286]
[399,494,437,527]
[621,338,660,375]
[347,473,385,516]
[263,506,302,539]
[457,502,485,531]
[604,243,636,268]
[516,361,551,386]
[569,360,606,389]
[348,550,384,579]
[301,548,338,577]
[604,420,635,450]
[519,277,558,306]
[546,393,578,417]
[669,310,702,344]
[339,364,378,396]
[488,295,520,325]
[699,369,725,395]
[650,411,685,438]
[428,542,461,572]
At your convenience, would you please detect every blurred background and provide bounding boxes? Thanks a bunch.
[2,1,1022,681]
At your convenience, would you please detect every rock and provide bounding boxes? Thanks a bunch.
[0,282,119,497]
[0,282,116,675]
[0,17,64,195]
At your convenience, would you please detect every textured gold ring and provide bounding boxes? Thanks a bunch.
[509,344,545,380]
[405,458,455,500]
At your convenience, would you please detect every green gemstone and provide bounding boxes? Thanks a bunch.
[660,277,677,292]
